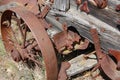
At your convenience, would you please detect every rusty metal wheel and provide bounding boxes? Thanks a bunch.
[1,6,58,80]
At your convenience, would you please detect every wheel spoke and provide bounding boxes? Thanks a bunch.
[1,8,58,80]
[22,25,27,48]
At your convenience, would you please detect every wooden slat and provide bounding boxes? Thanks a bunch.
[66,53,97,76]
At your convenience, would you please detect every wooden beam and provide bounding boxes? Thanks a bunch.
[49,0,120,52]
[66,52,97,76]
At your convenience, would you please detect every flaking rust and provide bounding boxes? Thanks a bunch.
[77,0,108,14]
[80,1,90,14]
[0,0,120,80]
[92,0,108,9]
[58,62,71,80]
[53,23,89,54]
[116,4,120,12]
[109,49,120,70]
[1,3,58,80]
[90,28,120,80]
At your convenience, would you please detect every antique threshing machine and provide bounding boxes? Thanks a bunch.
[0,0,120,80]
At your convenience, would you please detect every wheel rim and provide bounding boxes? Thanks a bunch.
[1,6,58,80]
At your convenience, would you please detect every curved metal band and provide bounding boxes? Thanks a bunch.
[1,6,58,80]
[0,0,29,6]
[101,55,120,80]
[90,28,120,80]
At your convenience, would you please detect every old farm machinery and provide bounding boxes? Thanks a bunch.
[0,0,120,80]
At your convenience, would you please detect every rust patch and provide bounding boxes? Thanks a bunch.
[80,1,90,14]
[76,0,82,10]
[116,4,120,12]
[1,6,58,80]
[109,49,120,70]
[90,28,120,80]
[58,62,71,80]
[93,0,108,9]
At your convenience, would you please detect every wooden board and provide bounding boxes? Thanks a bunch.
[49,0,120,52]
[66,52,97,76]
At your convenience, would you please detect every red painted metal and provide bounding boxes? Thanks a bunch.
[1,6,58,80]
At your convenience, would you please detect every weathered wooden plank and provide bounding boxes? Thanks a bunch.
[49,0,120,52]
[53,0,70,11]
[89,6,120,28]
[108,0,120,9]
[66,52,97,76]
[70,0,120,28]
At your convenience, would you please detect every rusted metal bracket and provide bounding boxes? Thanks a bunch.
[37,5,51,19]
[90,28,120,80]
[109,49,120,70]
[36,5,52,29]
[58,62,71,80]
[53,23,89,54]
[80,1,90,14]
